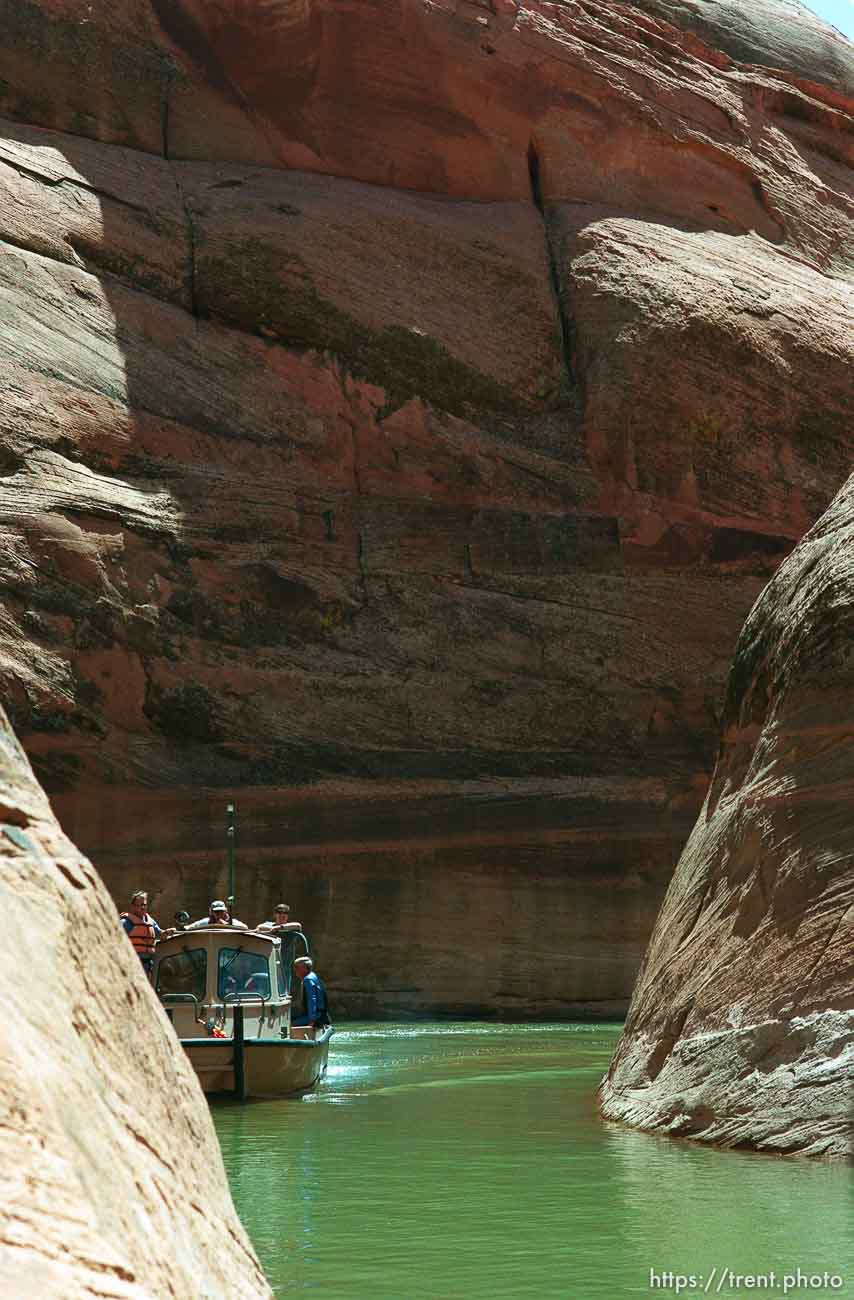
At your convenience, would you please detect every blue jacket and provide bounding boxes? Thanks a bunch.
[293,971,329,1026]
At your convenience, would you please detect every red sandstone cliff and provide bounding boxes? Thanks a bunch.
[0,0,851,1015]
[600,474,854,1157]
[0,705,270,1296]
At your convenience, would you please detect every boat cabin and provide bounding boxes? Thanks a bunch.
[153,926,312,1042]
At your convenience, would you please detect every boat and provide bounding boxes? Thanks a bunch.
[153,924,332,1099]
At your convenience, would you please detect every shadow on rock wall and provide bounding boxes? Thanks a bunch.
[0,0,852,1016]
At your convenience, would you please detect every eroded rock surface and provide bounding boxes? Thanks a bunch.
[600,476,854,1157]
[0,1,852,1015]
[0,707,270,1297]
[632,0,853,92]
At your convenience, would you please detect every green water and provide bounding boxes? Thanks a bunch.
[213,1024,854,1299]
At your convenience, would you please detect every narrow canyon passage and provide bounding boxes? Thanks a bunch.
[0,7,852,1296]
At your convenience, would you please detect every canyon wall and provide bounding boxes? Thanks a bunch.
[600,475,854,1157]
[0,704,270,1296]
[0,0,852,1014]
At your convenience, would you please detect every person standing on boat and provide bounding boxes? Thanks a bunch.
[256,903,302,932]
[291,956,330,1028]
[120,891,162,979]
[185,900,249,930]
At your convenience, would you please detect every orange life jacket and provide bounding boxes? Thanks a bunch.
[121,913,157,957]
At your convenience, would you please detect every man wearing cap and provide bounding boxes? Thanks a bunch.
[185,900,249,930]
[256,903,302,932]
[291,956,330,1028]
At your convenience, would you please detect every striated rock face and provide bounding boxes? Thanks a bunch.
[0,706,270,1297]
[600,476,854,1157]
[0,1,852,1015]
[631,0,853,91]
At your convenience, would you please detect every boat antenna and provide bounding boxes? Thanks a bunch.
[227,801,236,909]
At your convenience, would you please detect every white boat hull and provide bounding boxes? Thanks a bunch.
[181,1028,332,1098]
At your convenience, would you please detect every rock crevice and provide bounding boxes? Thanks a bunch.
[527,138,577,396]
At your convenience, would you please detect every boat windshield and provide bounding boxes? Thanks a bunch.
[275,930,309,996]
[218,948,272,1000]
[157,948,206,1002]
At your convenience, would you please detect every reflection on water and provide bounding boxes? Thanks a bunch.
[213,1024,854,1299]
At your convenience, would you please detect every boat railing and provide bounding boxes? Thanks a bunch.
[157,991,202,1026]
[223,991,267,1008]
